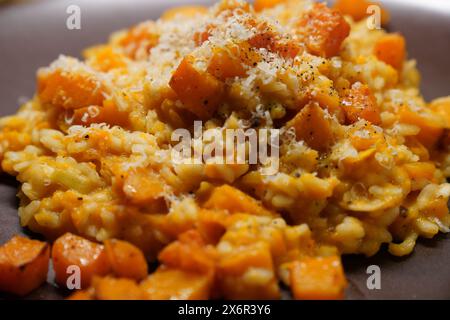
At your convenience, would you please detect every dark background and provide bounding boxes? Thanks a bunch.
[0,0,449,299]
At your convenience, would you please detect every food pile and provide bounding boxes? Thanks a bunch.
[0,0,449,299]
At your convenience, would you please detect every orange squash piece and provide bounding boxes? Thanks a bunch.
[219,242,274,276]
[73,99,129,127]
[215,0,251,14]
[83,45,126,72]
[248,25,302,59]
[405,137,430,161]
[203,184,274,216]
[399,106,444,149]
[52,233,111,289]
[207,47,247,80]
[287,103,335,152]
[349,124,382,151]
[275,40,303,60]
[422,195,450,219]
[218,242,280,300]
[235,41,262,66]
[0,236,50,296]
[169,55,225,120]
[197,209,228,244]
[374,33,406,71]
[297,3,350,58]
[122,168,165,206]
[341,83,381,125]
[92,276,147,300]
[403,162,435,181]
[158,230,216,274]
[141,267,213,300]
[68,289,94,300]
[38,69,104,110]
[118,22,159,59]
[104,239,148,281]
[193,24,215,46]
[404,162,436,190]
[254,0,286,12]
[290,256,347,300]
[429,97,450,129]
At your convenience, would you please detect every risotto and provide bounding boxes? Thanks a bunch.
[0,0,449,299]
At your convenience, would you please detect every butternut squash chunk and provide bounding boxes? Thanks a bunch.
[236,41,262,66]
[52,233,111,289]
[399,106,444,149]
[216,0,251,14]
[254,0,286,12]
[104,239,148,281]
[287,103,334,152]
[0,236,50,296]
[203,184,274,216]
[68,289,94,300]
[429,97,450,129]
[38,68,104,110]
[141,267,213,300]
[248,26,302,59]
[422,193,450,219]
[349,124,383,151]
[158,230,216,274]
[404,162,436,190]
[118,22,159,59]
[297,3,350,58]
[290,256,347,300]
[73,99,129,127]
[218,242,280,300]
[193,24,215,46]
[207,47,247,80]
[403,162,435,181]
[405,137,430,161]
[92,276,147,300]
[374,34,406,71]
[169,55,225,119]
[83,45,126,72]
[122,168,165,206]
[341,83,381,125]
[197,209,228,244]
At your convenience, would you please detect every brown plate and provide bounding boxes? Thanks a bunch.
[0,0,449,300]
